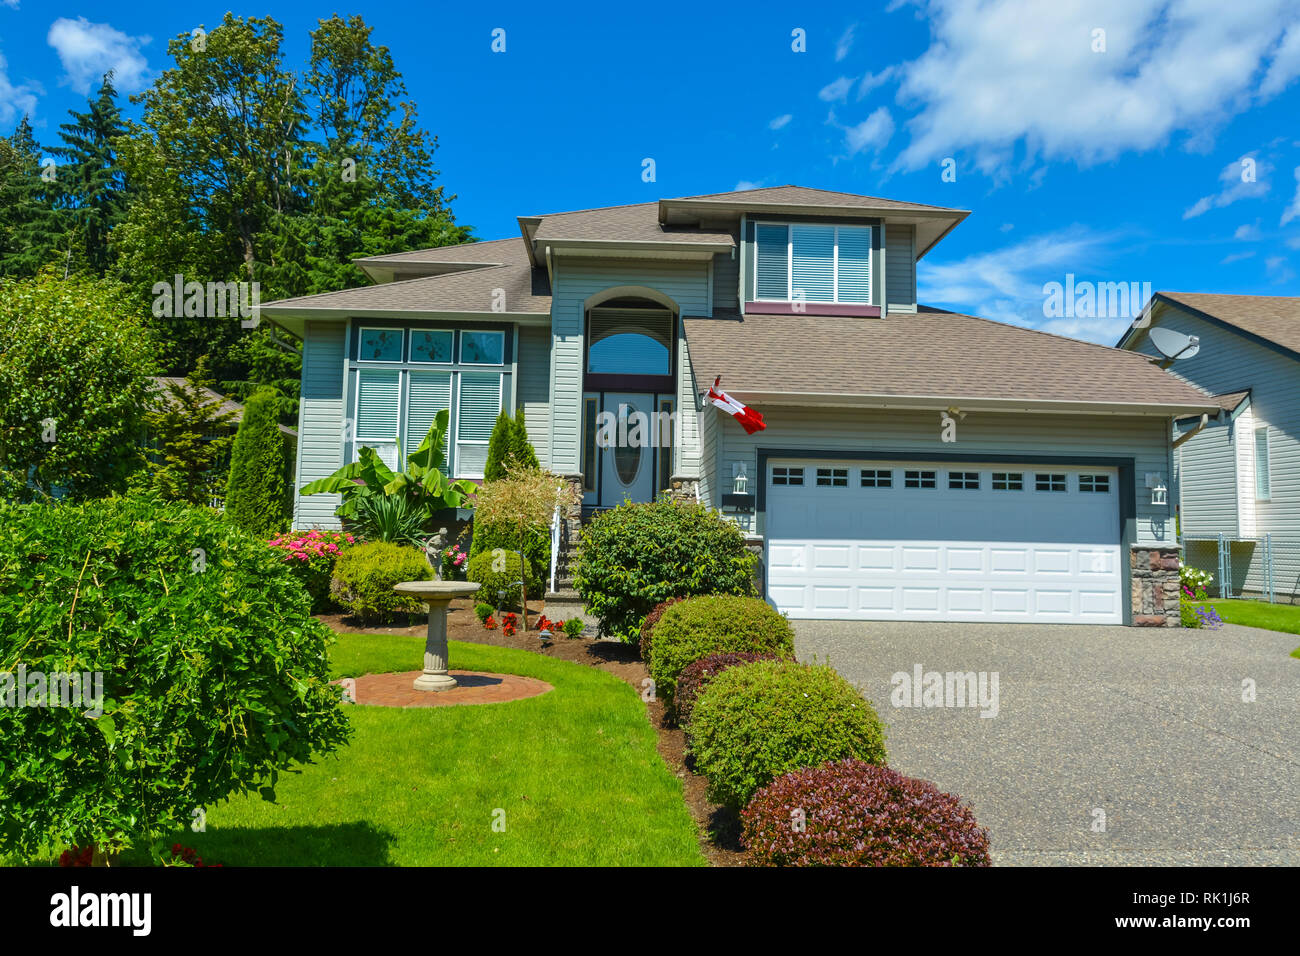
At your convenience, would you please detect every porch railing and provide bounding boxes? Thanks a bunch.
[548,503,561,595]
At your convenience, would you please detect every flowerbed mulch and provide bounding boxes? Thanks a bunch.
[317,598,747,866]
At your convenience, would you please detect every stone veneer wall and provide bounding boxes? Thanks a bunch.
[1131,545,1182,627]
[667,475,700,501]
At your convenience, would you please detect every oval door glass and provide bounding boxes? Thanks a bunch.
[614,404,642,485]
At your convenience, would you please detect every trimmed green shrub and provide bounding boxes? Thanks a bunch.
[509,409,539,470]
[675,651,786,729]
[483,411,514,482]
[224,387,291,537]
[575,499,757,642]
[469,517,549,580]
[649,595,795,710]
[0,495,350,858]
[475,602,494,624]
[466,549,539,610]
[742,760,990,867]
[331,541,432,623]
[639,597,684,666]
[691,659,887,809]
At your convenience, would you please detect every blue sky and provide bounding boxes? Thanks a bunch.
[3,0,1300,344]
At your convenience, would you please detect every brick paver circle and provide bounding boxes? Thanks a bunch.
[333,670,553,708]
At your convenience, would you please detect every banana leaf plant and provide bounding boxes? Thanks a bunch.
[300,409,477,534]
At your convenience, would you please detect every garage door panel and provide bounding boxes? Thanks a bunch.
[767,460,1123,624]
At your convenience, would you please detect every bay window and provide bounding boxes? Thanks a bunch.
[753,222,874,304]
[352,324,508,480]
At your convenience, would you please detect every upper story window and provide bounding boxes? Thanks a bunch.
[586,306,673,376]
[754,222,873,304]
[357,327,404,362]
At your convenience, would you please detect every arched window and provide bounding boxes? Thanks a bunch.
[586,302,673,376]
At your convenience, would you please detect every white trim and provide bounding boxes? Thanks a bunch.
[1254,425,1271,501]
[407,328,455,364]
[751,221,874,305]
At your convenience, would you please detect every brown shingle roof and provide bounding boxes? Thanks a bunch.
[668,184,965,213]
[532,203,734,245]
[1212,389,1251,412]
[262,261,550,315]
[355,236,530,266]
[683,307,1219,411]
[1157,292,1300,356]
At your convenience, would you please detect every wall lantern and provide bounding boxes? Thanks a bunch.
[1151,483,1168,506]
[732,463,748,495]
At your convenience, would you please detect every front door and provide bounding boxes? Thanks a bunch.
[599,392,656,508]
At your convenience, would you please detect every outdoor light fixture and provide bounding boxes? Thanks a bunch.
[1151,483,1168,506]
[733,465,748,496]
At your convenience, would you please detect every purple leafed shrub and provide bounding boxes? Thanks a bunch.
[742,759,991,867]
[674,651,785,727]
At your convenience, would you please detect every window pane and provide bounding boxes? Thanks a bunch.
[355,369,400,443]
[837,227,872,303]
[1255,428,1270,499]
[358,327,403,362]
[406,370,452,460]
[457,372,501,441]
[791,225,835,302]
[582,397,598,492]
[755,224,789,299]
[587,308,672,375]
[410,329,453,363]
[461,330,505,365]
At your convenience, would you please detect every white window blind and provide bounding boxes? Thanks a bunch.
[791,225,835,302]
[355,369,400,444]
[1255,427,1270,499]
[405,370,452,460]
[836,226,872,303]
[456,372,502,479]
[755,224,789,300]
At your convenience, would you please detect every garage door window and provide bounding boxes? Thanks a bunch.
[1079,474,1111,493]
[1036,473,1067,492]
[772,466,804,486]
[816,467,849,487]
[992,472,1023,490]
[948,471,980,490]
[860,469,892,487]
[904,469,937,489]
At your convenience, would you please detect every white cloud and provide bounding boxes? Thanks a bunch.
[818,76,856,102]
[1183,154,1271,218]
[835,24,857,62]
[1233,221,1262,240]
[0,53,40,126]
[891,0,1300,174]
[47,17,151,95]
[857,67,896,99]
[1287,235,1300,250]
[1265,255,1296,283]
[844,107,895,155]
[2,1,19,9]
[999,223,1015,232]
[768,113,793,130]
[918,226,1135,342]
[733,180,763,191]
[1220,251,1256,264]
[1281,166,1300,225]
[1260,23,1300,96]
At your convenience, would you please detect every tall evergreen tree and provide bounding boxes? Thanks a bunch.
[144,355,239,504]
[224,387,291,536]
[0,117,66,277]
[510,409,540,471]
[50,73,127,276]
[483,411,514,482]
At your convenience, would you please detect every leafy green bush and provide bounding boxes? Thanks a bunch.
[675,651,786,730]
[690,660,887,810]
[639,597,684,665]
[1180,597,1202,628]
[331,541,432,623]
[224,387,291,537]
[470,518,549,580]
[649,595,795,711]
[466,550,539,610]
[575,499,757,642]
[267,529,356,613]
[0,270,159,500]
[1180,565,1213,600]
[475,602,494,624]
[0,495,350,858]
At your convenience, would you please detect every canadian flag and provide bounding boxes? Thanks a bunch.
[706,377,766,434]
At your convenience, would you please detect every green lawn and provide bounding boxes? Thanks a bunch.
[42,636,704,867]
[1191,600,1300,654]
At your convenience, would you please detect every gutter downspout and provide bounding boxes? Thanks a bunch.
[1172,413,1209,449]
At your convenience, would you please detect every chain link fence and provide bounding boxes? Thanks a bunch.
[1181,535,1300,603]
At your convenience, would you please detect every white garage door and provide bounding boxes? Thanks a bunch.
[766,460,1123,624]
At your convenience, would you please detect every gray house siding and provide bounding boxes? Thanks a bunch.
[516,324,553,468]
[1133,306,1300,597]
[549,256,711,476]
[293,320,347,530]
[885,224,917,314]
[713,406,1176,546]
[1173,419,1239,535]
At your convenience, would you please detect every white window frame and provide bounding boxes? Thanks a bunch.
[355,326,405,363]
[1255,427,1271,501]
[459,329,506,366]
[752,221,874,305]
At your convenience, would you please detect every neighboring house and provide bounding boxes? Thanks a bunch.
[1117,293,1300,601]
[146,377,297,508]
[261,185,1218,626]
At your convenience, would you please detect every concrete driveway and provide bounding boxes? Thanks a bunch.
[795,620,1300,865]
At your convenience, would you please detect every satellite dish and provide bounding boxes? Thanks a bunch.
[1148,326,1200,365]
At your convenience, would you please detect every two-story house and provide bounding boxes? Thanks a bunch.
[1117,292,1300,601]
[262,185,1218,626]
